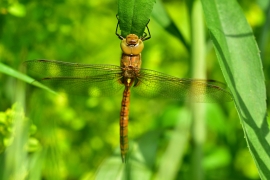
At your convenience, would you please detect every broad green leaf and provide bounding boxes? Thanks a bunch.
[96,130,161,180]
[0,62,56,94]
[201,0,269,179]
[134,130,161,167]
[118,0,156,37]
[95,157,125,180]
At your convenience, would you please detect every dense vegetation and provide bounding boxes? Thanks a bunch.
[0,0,269,179]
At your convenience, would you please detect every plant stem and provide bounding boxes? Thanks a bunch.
[190,0,206,179]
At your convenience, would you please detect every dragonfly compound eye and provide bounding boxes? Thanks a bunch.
[120,34,144,55]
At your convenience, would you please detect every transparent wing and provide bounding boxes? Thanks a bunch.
[24,60,124,96]
[134,68,232,102]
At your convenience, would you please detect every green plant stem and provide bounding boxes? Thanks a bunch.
[190,0,206,180]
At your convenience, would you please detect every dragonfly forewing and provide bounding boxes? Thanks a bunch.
[24,60,124,96]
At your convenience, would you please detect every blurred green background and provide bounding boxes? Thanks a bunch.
[0,0,269,179]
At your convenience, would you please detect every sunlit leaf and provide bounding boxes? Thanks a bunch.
[201,0,269,178]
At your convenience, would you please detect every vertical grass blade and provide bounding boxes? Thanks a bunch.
[190,1,206,179]
[201,0,269,179]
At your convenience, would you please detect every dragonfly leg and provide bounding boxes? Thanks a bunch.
[141,19,151,41]
[115,15,124,40]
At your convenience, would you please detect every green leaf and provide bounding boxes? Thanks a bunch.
[96,130,161,180]
[201,0,269,179]
[151,0,190,52]
[134,130,161,166]
[0,62,56,94]
[156,107,191,180]
[118,0,156,37]
[95,157,125,180]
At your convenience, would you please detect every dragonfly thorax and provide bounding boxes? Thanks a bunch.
[119,63,140,87]
[120,34,142,84]
[120,34,144,55]
[122,66,139,78]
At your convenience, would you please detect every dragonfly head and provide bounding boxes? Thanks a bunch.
[126,34,139,45]
[121,34,144,55]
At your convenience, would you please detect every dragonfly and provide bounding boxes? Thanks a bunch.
[24,20,232,163]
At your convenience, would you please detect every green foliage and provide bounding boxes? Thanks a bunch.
[0,62,56,94]
[151,0,190,51]
[201,0,269,179]
[0,104,41,180]
[0,105,15,153]
[0,0,269,179]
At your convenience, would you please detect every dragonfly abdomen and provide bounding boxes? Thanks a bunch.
[120,86,131,163]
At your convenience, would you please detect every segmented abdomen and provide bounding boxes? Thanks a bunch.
[120,86,131,163]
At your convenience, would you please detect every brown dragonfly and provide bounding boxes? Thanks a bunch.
[24,22,232,163]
